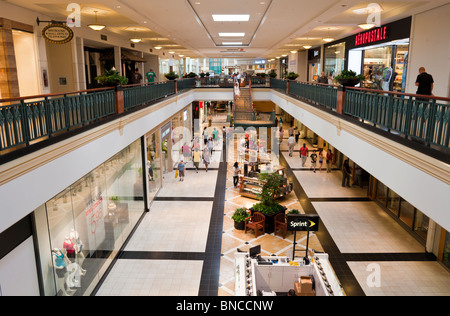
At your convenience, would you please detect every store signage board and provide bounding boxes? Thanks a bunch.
[355,26,388,47]
[42,23,74,44]
[287,214,319,232]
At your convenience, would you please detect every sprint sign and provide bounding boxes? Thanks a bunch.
[286,214,320,232]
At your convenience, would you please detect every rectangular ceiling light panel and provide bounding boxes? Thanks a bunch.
[212,15,250,21]
[219,33,245,37]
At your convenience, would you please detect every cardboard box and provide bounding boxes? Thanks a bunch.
[294,281,315,296]
[300,276,313,293]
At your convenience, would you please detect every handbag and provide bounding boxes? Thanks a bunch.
[175,170,179,178]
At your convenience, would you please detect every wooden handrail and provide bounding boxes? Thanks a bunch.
[0,86,115,103]
[345,86,450,102]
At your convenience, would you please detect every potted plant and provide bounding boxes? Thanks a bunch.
[250,173,287,233]
[287,209,300,215]
[164,71,179,81]
[285,72,299,81]
[232,208,249,230]
[95,69,129,87]
[187,72,197,78]
[334,70,365,87]
[268,70,277,78]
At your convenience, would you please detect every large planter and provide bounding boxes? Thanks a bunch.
[337,78,361,87]
[250,207,286,234]
[234,221,245,230]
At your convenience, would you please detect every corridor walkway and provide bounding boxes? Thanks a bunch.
[95,115,450,296]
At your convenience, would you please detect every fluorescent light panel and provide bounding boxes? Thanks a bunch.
[219,32,245,37]
[222,42,242,45]
[212,14,250,21]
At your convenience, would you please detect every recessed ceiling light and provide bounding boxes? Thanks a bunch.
[222,42,242,45]
[290,51,297,54]
[303,45,312,49]
[323,37,334,42]
[169,51,175,54]
[212,14,250,22]
[130,38,142,43]
[154,46,162,49]
[219,32,245,37]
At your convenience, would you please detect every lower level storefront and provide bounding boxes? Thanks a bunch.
[27,104,193,296]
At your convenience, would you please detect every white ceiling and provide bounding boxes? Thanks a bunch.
[4,0,449,59]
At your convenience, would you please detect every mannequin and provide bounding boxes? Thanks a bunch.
[69,229,86,276]
[63,236,75,259]
[52,248,75,296]
[382,66,393,92]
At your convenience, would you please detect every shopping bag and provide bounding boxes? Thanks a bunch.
[175,170,179,178]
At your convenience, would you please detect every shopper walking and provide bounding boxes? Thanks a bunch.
[203,147,211,172]
[145,68,157,83]
[203,127,209,145]
[130,68,143,84]
[181,142,191,162]
[193,149,201,173]
[288,134,295,157]
[294,126,299,144]
[177,160,186,182]
[342,159,351,187]
[207,137,214,155]
[318,151,324,172]
[233,162,241,187]
[326,149,333,173]
[300,143,308,167]
[279,127,284,144]
[310,151,317,173]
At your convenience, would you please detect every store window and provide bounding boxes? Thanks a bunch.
[376,181,387,206]
[413,210,429,241]
[387,189,400,216]
[146,130,162,202]
[34,139,144,296]
[399,199,415,228]
[324,42,345,77]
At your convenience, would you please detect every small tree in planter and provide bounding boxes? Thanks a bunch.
[285,72,299,81]
[165,71,179,81]
[250,173,287,233]
[334,70,365,87]
[95,69,129,87]
[232,208,249,230]
[268,70,277,78]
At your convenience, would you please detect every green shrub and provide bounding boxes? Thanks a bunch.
[232,208,249,223]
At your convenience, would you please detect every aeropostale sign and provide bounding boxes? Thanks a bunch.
[355,26,388,47]
[286,214,320,232]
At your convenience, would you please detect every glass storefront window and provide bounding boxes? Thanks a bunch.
[387,189,400,216]
[413,210,429,241]
[376,181,387,205]
[146,130,162,202]
[35,139,144,296]
[324,42,345,77]
[399,199,415,228]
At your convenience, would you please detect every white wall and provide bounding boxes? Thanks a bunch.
[406,3,450,97]
[0,237,40,296]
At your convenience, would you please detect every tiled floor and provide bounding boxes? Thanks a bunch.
[94,116,450,297]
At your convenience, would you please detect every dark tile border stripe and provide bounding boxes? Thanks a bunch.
[309,197,371,202]
[153,196,215,202]
[118,251,205,261]
[279,152,366,296]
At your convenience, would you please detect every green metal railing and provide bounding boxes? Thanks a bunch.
[289,81,338,110]
[0,88,116,152]
[345,88,450,149]
[177,78,196,92]
[123,81,175,110]
[270,78,287,91]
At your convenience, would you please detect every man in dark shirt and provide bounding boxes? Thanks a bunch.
[415,67,434,96]
[130,68,143,84]
[317,72,328,84]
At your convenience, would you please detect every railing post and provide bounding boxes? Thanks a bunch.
[115,85,124,114]
[174,80,178,94]
[286,80,290,95]
[336,86,346,114]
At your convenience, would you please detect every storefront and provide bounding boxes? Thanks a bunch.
[307,48,321,81]
[324,17,412,92]
[33,139,146,296]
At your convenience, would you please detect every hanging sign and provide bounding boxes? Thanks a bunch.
[287,214,320,231]
[42,23,74,44]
